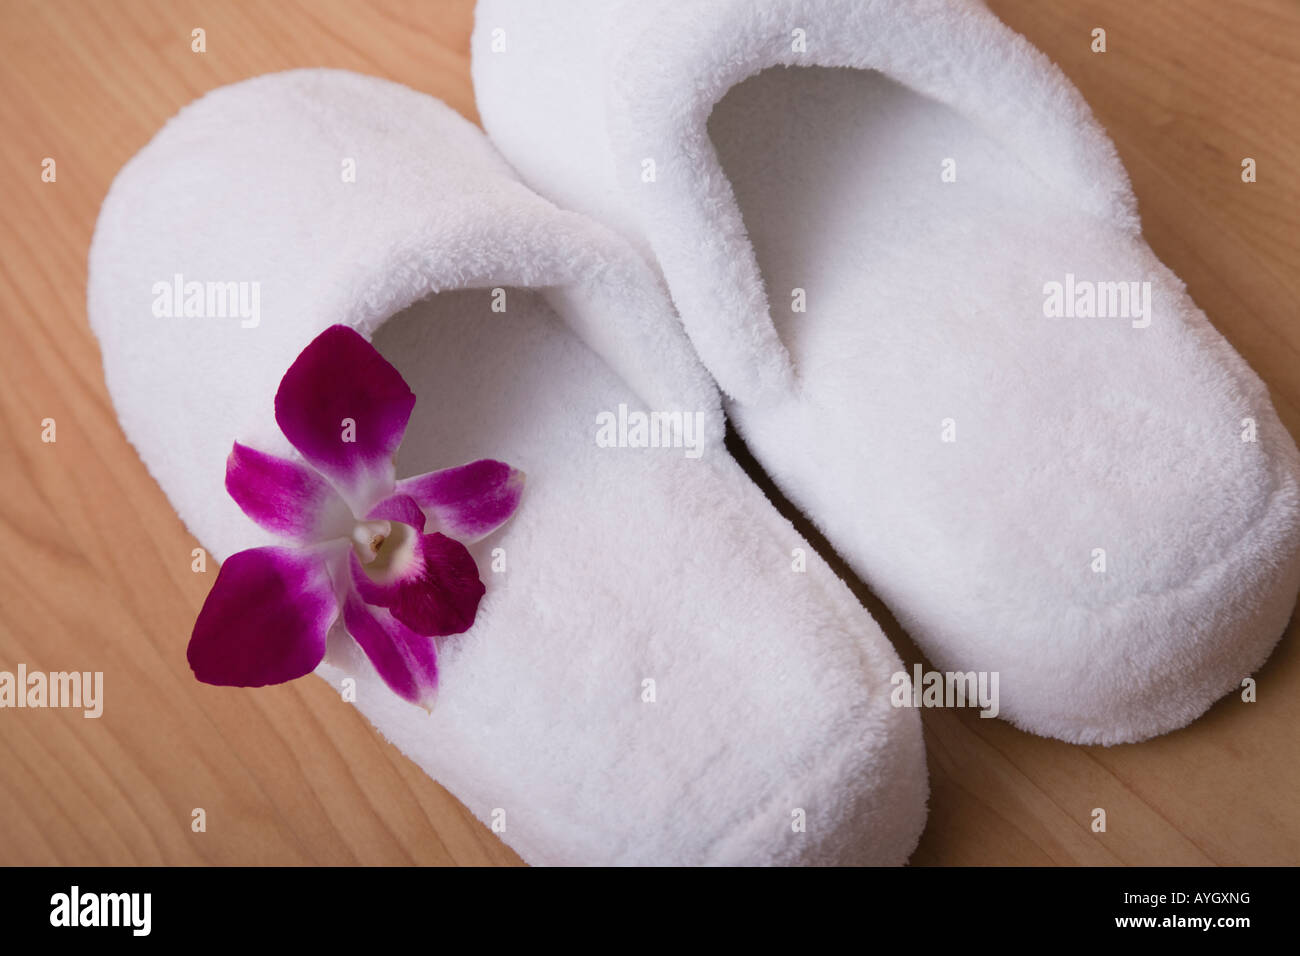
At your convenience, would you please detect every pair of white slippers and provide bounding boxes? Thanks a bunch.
[89,0,1300,865]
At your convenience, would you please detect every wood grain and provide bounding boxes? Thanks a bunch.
[0,0,1295,866]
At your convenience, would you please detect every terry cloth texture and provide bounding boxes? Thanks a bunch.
[472,0,1300,744]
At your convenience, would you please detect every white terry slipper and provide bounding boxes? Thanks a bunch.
[87,69,927,865]
[472,0,1300,744]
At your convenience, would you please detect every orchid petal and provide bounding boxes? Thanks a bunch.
[342,592,439,710]
[365,493,427,532]
[395,459,525,543]
[225,442,352,544]
[275,325,415,513]
[188,547,337,687]
[350,530,485,636]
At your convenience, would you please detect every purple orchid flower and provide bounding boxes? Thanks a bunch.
[187,325,524,710]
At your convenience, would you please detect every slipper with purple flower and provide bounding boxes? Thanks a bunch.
[88,69,928,866]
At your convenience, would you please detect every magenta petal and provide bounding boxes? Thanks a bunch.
[395,459,525,543]
[366,493,427,532]
[188,547,337,687]
[275,325,415,511]
[350,531,486,636]
[226,443,352,544]
[342,592,439,709]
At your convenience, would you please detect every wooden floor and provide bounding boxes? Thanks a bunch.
[1,0,1296,866]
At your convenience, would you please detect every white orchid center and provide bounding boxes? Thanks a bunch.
[351,518,419,583]
[351,519,391,565]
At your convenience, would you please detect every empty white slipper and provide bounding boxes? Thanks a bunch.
[87,69,928,864]
[472,0,1300,744]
